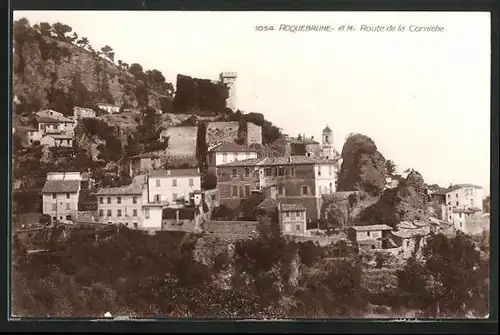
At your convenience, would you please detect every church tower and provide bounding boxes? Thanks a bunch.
[219,72,237,111]
[321,125,334,159]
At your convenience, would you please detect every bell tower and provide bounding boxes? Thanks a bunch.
[322,125,334,159]
[219,72,237,111]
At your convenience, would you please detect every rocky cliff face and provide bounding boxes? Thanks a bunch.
[337,134,386,196]
[12,19,173,116]
[359,170,429,227]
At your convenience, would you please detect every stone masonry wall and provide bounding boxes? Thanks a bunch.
[245,122,263,146]
[160,126,198,158]
[205,121,240,148]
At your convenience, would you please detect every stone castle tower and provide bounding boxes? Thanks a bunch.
[321,125,335,159]
[219,72,237,111]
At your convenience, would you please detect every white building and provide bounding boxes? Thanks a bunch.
[97,102,120,114]
[73,106,96,123]
[314,162,337,196]
[207,142,258,173]
[442,184,483,222]
[35,114,75,136]
[147,168,201,204]
[35,109,65,120]
[278,203,307,236]
[40,134,73,148]
[41,172,82,223]
[96,181,147,229]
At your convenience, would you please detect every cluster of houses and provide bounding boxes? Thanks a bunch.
[36,117,486,255]
[14,103,121,148]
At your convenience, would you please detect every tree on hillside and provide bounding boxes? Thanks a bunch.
[100,45,114,62]
[129,63,144,77]
[70,32,78,43]
[76,37,89,48]
[398,232,488,317]
[51,22,72,41]
[39,22,53,37]
[385,159,397,176]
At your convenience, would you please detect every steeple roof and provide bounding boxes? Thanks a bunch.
[323,125,332,133]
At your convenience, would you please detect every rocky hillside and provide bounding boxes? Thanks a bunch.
[12,18,174,118]
[359,170,429,227]
[337,133,386,196]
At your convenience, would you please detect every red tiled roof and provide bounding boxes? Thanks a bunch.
[42,180,80,193]
[209,142,257,153]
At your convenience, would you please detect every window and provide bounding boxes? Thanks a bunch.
[456,193,458,198]
[406,240,410,247]
[232,169,238,178]
[66,192,70,199]
[189,178,194,186]
[211,194,216,201]
[65,203,70,210]
[329,166,333,175]
[265,168,272,177]
[290,167,295,176]
[245,185,251,197]
[66,215,71,220]
[278,186,285,196]
[133,196,137,204]
[447,202,451,205]
[145,208,150,218]
[154,194,161,202]
[117,197,122,204]
[107,197,111,204]
[232,185,238,197]
[296,224,301,231]
[52,204,57,211]
[173,193,178,200]
[52,193,57,199]
[100,197,104,204]
[459,213,462,218]
[234,152,239,161]
[278,167,285,176]
[291,212,296,220]
[117,209,122,217]
[318,168,321,176]
[156,179,161,187]
[107,209,112,217]
[134,223,138,229]
[456,201,459,206]
[300,211,304,220]
[302,186,308,195]
[222,153,228,163]
[133,209,137,217]
[172,179,177,187]
[286,211,290,218]
[244,168,250,177]
[367,231,371,237]
[99,210,104,216]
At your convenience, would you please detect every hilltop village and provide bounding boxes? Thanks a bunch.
[11,18,490,319]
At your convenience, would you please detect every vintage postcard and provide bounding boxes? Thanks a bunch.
[11,11,491,319]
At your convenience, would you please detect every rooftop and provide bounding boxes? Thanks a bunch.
[46,134,73,139]
[42,180,80,193]
[290,137,320,145]
[392,228,430,239]
[323,125,333,133]
[95,184,143,196]
[218,155,339,167]
[436,184,483,195]
[35,115,73,123]
[130,151,165,159]
[280,203,306,211]
[148,168,200,178]
[256,198,279,212]
[452,207,482,214]
[350,224,393,232]
[209,142,257,153]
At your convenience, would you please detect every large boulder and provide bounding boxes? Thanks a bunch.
[359,170,429,227]
[337,133,386,196]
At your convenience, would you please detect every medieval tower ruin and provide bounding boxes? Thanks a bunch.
[219,72,237,111]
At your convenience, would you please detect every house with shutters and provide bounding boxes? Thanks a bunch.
[206,142,258,173]
[147,168,201,205]
[41,172,82,223]
[216,155,339,221]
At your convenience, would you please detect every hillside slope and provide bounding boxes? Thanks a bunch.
[12,18,174,118]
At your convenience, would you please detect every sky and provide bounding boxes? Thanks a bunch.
[13,11,491,195]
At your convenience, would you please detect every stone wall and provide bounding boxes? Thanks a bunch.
[245,122,262,146]
[160,126,198,158]
[205,121,240,148]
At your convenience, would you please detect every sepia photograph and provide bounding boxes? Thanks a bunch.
[11,10,491,319]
